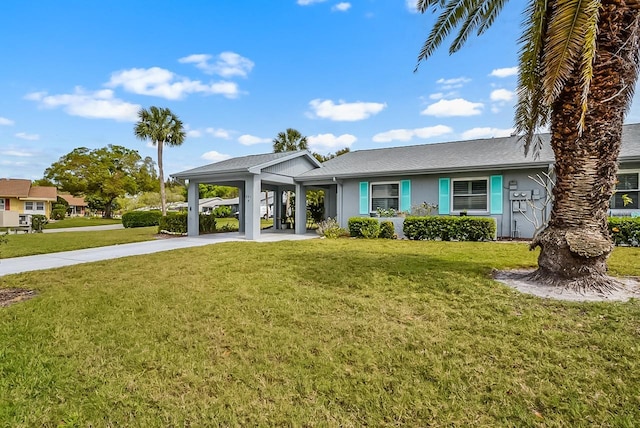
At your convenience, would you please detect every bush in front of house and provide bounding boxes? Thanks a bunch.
[403,216,496,241]
[122,211,162,228]
[31,214,48,233]
[158,213,217,235]
[212,206,232,218]
[316,217,349,239]
[348,217,380,239]
[609,217,640,247]
[50,204,67,220]
[378,220,396,239]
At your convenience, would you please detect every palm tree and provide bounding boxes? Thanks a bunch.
[134,106,186,216]
[416,0,640,291]
[273,128,309,153]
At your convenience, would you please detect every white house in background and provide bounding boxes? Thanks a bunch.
[172,124,640,240]
[170,193,275,218]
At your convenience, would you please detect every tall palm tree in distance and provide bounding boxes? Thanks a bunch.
[273,128,309,153]
[134,106,186,216]
[416,0,640,291]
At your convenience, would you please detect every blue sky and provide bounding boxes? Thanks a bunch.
[2,0,639,181]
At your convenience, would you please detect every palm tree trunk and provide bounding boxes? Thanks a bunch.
[157,141,166,216]
[530,1,640,292]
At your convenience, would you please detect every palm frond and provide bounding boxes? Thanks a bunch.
[477,0,508,35]
[541,0,599,105]
[576,2,599,132]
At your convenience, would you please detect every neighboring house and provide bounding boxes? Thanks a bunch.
[0,178,57,228]
[172,124,640,240]
[171,194,274,218]
[59,194,88,216]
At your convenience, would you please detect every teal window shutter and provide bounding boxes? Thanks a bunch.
[359,182,369,214]
[490,175,503,214]
[438,178,450,215]
[400,180,411,212]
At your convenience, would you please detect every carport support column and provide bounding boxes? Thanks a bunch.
[295,183,306,235]
[244,175,262,240]
[187,180,199,237]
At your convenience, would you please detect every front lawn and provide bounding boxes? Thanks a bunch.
[44,217,122,229]
[0,240,639,426]
[0,227,157,258]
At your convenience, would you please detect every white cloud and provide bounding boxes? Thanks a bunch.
[0,149,34,157]
[201,151,231,162]
[238,134,271,146]
[429,92,444,100]
[297,0,326,4]
[372,125,452,143]
[187,130,202,138]
[308,99,386,121]
[107,67,240,99]
[436,77,471,90]
[179,52,254,78]
[15,132,40,141]
[0,117,14,126]
[406,0,418,13]
[490,88,515,102]
[489,67,518,78]
[25,87,140,122]
[461,127,515,140]
[308,133,357,151]
[421,98,483,117]
[332,2,351,11]
[205,127,231,139]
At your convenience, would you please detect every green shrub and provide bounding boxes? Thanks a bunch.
[212,206,232,218]
[122,211,162,228]
[316,217,348,239]
[158,213,217,235]
[50,204,67,220]
[31,214,48,233]
[348,217,380,239]
[403,216,496,241]
[378,221,396,239]
[609,217,640,247]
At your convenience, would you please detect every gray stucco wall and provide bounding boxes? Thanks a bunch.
[339,168,550,239]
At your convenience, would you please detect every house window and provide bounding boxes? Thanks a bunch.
[611,171,639,209]
[452,179,488,211]
[371,183,399,211]
[0,199,4,210]
[24,201,45,212]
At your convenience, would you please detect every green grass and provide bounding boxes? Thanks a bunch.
[0,240,639,426]
[0,227,157,258]
[215,217,274,229]
[44,217,123,229]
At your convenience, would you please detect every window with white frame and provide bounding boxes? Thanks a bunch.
[0,199,4,210]
[371,182,399,211]
[24,201,45,212]
[611,171,639,209]
[452,178,488,211]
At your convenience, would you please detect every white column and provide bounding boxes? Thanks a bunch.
[187,180,199,237]
[237,184,245,233]
[294,183,306,235]
[245,175,262,240]
[274,186,282,230]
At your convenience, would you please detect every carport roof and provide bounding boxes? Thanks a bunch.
[172,150,321,180]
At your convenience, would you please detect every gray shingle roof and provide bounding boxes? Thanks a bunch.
[299,123,640,180]
[173,151,309,178]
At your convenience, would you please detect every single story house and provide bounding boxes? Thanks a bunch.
[169,193,274,218]
[0,178,58,227]
[172,124,640,240]
[59,194,88,216]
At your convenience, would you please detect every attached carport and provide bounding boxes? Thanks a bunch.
[172,151,323,240]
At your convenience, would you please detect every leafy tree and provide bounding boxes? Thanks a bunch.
[134,106,186,216]
[273,128,308,153]
[198,184,238,199]
[313,147,351,162]
[416,0,640,291]
[44,145,148,218]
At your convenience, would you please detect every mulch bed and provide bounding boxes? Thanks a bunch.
[0,288,37,307]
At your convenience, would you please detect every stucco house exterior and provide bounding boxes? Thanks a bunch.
[59,194,88,216]
[0,178,58,227]
[172,124,640,240]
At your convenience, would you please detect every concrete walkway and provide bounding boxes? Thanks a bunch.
[0,231,317,277]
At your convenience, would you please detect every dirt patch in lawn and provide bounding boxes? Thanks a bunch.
[494,270,640,302]
[0,288,37,307]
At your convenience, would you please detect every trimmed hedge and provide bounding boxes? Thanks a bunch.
[609,217,640,247]
[122,211,162,228]
[158,212,217,234]
[403,216,496,241]
[348,217,380,239]
[379,221,396,239]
